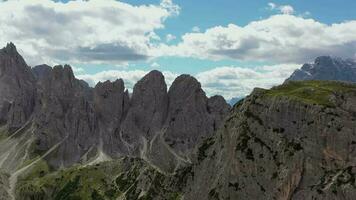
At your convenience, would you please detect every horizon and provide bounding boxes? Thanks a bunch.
[0,0,355,99]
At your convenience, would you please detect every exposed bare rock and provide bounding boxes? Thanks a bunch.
[185,81,356,200]
[33,65,98,168]
[0,43,36,132]
[208,95,231,129]
[121,70,169,155]
[0,43,232,199]
[32,64,51,81]
[93,79,130,157]
[164,75,217,156]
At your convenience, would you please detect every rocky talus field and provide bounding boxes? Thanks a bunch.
[0,43,356,200]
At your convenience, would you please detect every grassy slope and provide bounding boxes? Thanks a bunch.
[15,157,186,200]
[16,159,125,200]
[265,81,356,107]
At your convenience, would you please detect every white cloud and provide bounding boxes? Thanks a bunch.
[0,0,179,65]
[279,5,294,15]
[150,62,160,68]
[155,15,356,63]
[77,63,299,99]
[166,34,176,42]
[268,2,277,10]
[72,66,85,74]
[192,26,200,32]
[268,2,294,15]
[160,0,180,16]
[196,64,299,99]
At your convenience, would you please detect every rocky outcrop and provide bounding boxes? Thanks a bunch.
[185,81,356,200]
[93,79,130,157]
[164,75,226,156]
[121,70,169,155]
[32,65,98,167]
[30,64,231,170]
[0,43,230,171]
[18,81,356,200]
[0,43,231,199]
[0,43,36,131]
[32,64,51,82]
[286,56,356,82]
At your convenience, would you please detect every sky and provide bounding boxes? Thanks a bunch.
[0,0,356,99]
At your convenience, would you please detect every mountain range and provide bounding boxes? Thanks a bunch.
[286,56,356,82]
[0,43,356,200]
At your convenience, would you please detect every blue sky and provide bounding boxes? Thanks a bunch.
[1,0,356,98]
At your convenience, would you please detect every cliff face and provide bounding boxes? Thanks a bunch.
[287,56,356,83]
[0,43,230,199]
[185,81,356,200]
[0,43,36,132]
[33,65,98,167]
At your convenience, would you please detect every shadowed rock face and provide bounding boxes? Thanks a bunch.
[0,43,231,199]
[165,75,219,156]
[0,43,230,171]
[33,65,98,167]
[286,56,356,83]
[32,64,51,81]
[93,79,130,157]
[0,43,36,131]
[121,70,169,155]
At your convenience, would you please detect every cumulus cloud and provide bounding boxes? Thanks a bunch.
[160,0,180,16]
[0,0,179,65]
[156,15,356,63]
[279,5,294,15]
[166,34,177,42]
[77,63,299,99]
[268,2,294,15]
[72,66,85,74]
[196,64,299,99]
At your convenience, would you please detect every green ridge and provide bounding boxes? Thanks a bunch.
[265,81,356,106]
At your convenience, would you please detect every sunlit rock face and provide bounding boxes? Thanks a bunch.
[185,81,356,200]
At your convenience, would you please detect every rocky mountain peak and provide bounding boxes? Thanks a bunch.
[2,42,17,55]
[0,43,231,198]
[132,70,167,96]
[314,55,334,65]
[286,56,356,83]
[94,78,128,123]
[169,74,202,94]
[0,43,35,131]
[51,64,75,82]
[120,70,169,155]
